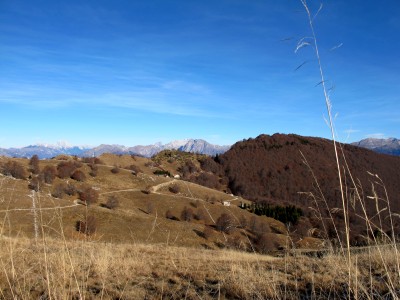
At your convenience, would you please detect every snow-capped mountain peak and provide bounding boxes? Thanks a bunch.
[0,139,231,158]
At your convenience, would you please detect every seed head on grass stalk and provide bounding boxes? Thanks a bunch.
[298,0,351,293]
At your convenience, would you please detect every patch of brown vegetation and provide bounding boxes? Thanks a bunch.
[196,134,400,244]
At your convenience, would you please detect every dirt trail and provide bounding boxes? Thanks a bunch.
[100,188,140,195]
[150,179,177,193]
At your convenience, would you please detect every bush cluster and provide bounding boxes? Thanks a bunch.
[110,166,120,174]
[1,160,27,179]
[78,186,99,205]
[51,182,77,198]
[168,184,180,194]
[29,155,40,174]
[102,195,119,209]
[76,215,97,235]
[57,161,81,179]
[41,165,57,184]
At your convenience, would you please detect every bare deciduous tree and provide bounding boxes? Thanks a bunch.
[29,155,40,174]
[78,186,99,205]
[216,213,234,233]
[181,206,194,222]
[71,170,86,182]
[41,165,56,184]
[76,215,97,235]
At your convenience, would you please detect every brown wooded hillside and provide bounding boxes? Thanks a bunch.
[196,134,400,243]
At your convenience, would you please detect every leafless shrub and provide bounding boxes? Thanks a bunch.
[111,166,120,174]
[88,162,98,176]
[28,177,41,191]
[64,183,77,196]
[71,169,86,182]
[52,183,65,199]
[41,165,56,184]
[127,164,142,175]
[78,186,99,205]
[1,160,27,179]
[57,161,78,178]
[103,195,119,210]
[216,213,234,233]
[76,215,97,235]
[169,184,180,194]
[178,160,199,178]
[142,186,152,194]
[181,206,194,222]
[82,157,103,164]
[165,209,174,219]
[29,154,40,174]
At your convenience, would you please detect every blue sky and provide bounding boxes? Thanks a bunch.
[1,0,399,148]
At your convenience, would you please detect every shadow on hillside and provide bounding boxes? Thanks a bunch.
[193,229,206,239]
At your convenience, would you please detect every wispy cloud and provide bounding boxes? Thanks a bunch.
[366,133,386,139]
[344,129,360,134]
[0,77,231,118]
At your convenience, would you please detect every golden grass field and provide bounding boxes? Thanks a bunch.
[0,154,399,299]
[1,235,399,299]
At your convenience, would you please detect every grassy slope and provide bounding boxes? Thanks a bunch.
[1,154,399,299]
[0,155,287,249]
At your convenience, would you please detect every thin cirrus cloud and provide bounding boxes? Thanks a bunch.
[366,133,387,139]
[0,78,229,119]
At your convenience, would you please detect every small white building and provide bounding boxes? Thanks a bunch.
[223,201,231,207]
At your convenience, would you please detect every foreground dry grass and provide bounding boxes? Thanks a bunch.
[1,236,399,299]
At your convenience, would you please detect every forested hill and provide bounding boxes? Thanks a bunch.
[195,134,400,243]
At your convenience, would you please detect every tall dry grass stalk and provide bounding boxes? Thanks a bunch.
[299,1,399,298]
[300,0,351,267]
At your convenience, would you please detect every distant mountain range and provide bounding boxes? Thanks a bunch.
[351,138,400,156]
[1,136,398,159]
[0,139,231,159]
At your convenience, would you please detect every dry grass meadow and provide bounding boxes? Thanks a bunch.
[0,153,399,299]
[1,234,399,299]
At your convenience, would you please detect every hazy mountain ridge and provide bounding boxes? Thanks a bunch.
[0,139,230,159]
[1,145,92,159]
[351,138,400,156]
